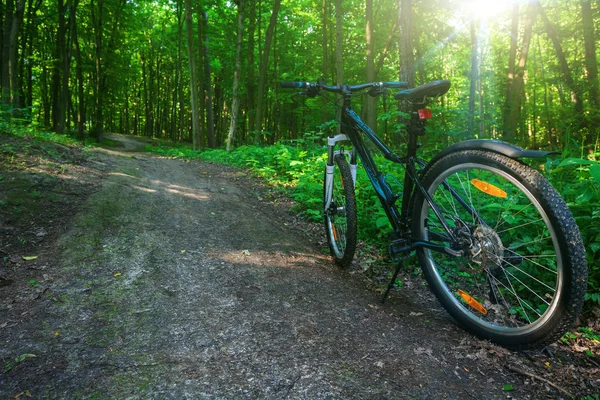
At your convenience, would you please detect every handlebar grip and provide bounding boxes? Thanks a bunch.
[385,82,410,89]
[280,81,306,89]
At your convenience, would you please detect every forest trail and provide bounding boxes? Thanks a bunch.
[0,134,594,399]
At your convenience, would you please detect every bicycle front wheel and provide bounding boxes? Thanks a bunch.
[412,150,587,349]
[324,153,357,268]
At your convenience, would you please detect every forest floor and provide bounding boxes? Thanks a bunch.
[0,132,599,399]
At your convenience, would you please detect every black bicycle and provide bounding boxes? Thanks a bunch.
[280,79,588,349]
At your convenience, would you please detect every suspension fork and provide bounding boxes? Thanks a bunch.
[324,134,357,211]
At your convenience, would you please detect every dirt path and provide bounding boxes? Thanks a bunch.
[1,134,597,398]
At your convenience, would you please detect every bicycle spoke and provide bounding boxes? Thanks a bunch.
[496,217,546,235]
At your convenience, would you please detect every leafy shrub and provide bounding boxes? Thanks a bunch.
[545,157,600,307]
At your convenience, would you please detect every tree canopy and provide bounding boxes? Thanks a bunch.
[1,0,599,153]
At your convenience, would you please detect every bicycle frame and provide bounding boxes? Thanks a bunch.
[326,92,459,258]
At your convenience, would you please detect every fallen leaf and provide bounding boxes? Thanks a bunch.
[22,256,38,261]
[113,272,121,277]
[502,384,516,391]
[241,250,251,256]
[573,344,590,353]
[13,390,32,399]
[180,250,186,253]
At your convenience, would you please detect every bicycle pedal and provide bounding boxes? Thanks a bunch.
[387,239,410,261]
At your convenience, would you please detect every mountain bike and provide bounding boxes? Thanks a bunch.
[280,79,587,349]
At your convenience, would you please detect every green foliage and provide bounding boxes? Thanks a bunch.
[3,354,37,373]
[2,125,82,148]
[545,157,600,306]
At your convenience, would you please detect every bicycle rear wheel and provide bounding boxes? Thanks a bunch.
[412,150,587,349]
[324,153,357,267]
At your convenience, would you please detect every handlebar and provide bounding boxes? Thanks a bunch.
[279,80,410,96]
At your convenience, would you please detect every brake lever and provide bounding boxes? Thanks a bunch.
[304,87,320,98]
[368,86,387,98]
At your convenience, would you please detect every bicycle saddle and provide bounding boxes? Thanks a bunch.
[395,80,451,104]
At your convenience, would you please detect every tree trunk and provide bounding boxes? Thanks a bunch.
[54,0,73,134]
[335,0,343,134]
[535,0,584,117]
[582,0,600,107]
[90,0,126,141]
[184,0,200,149]
[321,0,328,123]
[254,0,281,142]
[227,1,244,151]
[174,1,183,141]
[581,0,600,145]
[502,2,519,139]
[246,1,256,138]
[398,0,414,86]
[397,0,414,142]
[468,19,478,136]
[200,10,215,148]
[503,1,536,142]
[375,20,398,77]
[23,0,42,111]
[72,0,85,139]
[91,0,104,141]
[322,0,328,80]
[365,0,376,131]
[1,0,14,108]
[3,0,25,112]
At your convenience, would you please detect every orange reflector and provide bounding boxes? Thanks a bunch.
[458,289,488,315]
[471,179,507,198]
[332,223,338,241]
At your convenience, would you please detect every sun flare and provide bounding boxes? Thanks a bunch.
[463,0,516,19]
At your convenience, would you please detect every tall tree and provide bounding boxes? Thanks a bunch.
[322,0,328,81]
[245,1,257,138]
[335,0,343,85]
[227,0,244,151]
[503,1,536,141]
[335,0,343,134]
[53,0,75,134]
[184,0,200,149]
[502,2,519,139]
[1,0,26,112]
[365,0,376,130]
[582,0,599,107]
[536,0,584,117]
[72,0,85,139]
[90,0,127,141]
[254,0,281,141]
[581,0,600,143]
[398,0,414,86]
[200,9,215,148]
[468,19,478,136]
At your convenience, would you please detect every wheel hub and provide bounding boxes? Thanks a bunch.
[471,225,504,269]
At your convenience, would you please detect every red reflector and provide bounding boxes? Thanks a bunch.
[418,109,432,120]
